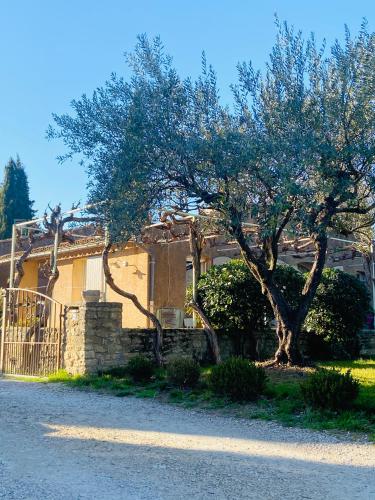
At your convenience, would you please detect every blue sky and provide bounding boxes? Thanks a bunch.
[0,0,374,215]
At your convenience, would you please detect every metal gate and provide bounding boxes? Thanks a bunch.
[0,288,65,376]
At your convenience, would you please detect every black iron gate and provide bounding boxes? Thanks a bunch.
[0,288,65,376]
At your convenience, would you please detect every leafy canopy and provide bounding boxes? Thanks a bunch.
[49,23,375,243]
[49,22,375,355]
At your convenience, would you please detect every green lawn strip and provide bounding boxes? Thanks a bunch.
[43,360,375,441]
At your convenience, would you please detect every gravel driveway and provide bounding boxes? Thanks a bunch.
[0,378,374,499]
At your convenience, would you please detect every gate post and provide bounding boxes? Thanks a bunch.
[0,289,7,373]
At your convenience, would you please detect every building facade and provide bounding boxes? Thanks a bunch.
[0,231,371,329]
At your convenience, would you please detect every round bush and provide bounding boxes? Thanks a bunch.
[301,368,359,411]
[210,357,267,401]
[194,260,269,333]
[127,355,155,382]
[167,358,201,388]
[305,268,370,358]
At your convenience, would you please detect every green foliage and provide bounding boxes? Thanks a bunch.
[0,157,35,239]
[301,369,359,411]
[196,260,268,332]
[195,261,369,360]
[101,366,128,378]
[51,24,375,360]
[127,355,155,382]
[305,269,370,358]
[195,260,305,329]
[195,260,305,330]
[166,357,201,388]
[210,357,267,401]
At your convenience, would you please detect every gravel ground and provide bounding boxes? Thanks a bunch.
[0,378,374,500]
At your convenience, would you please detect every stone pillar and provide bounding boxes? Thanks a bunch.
[63,302,124,375]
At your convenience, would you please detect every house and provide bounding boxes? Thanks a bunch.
[0,228,371,329]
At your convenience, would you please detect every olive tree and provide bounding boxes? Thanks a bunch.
[49,23,375,365]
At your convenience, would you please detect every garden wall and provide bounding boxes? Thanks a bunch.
[62,301,270,374]
[358,330,375,357]
[62,301,375,375]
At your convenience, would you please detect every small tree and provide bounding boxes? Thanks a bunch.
[0,157,35,239]
[305,268,370,358]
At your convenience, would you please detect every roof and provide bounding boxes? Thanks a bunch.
[0,226,105,264]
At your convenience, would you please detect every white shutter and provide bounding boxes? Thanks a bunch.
[85,256,104,293]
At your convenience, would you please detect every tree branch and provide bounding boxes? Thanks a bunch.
[102,242,163,366]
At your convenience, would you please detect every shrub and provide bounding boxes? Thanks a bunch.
[189,261,305,359]
[210,357,267,401]
[194,260,269,333]
[301,368,359,411]
[127,355,155,382]
[167,358,201,388]
[305,268,370,358]
[101,366,128,378]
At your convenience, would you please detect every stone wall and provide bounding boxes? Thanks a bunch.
[63,302,125,375]
[62,301,263,374]
[120,328,261,363]
[62,301,375,375]
[359,331,375,357]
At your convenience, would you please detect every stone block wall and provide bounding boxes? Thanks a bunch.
[119,328,260,363]
[62,301,375,375]
[62,301,264,374]
[359,331,375,357]
[120,328,209,363]
[63,302,125,374]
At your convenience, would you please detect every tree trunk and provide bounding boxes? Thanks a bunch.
[188,219,221,364]
[267,234,328,365]
[12,242,34,288]
[102,243,163,367]
[236,224,328,366]
[45,268,59,298]
[272,321,304,365]
[189,301,221,364]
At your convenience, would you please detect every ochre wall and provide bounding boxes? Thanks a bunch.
[52,259,74,305]
[106,247,149,328]
[72,258,86,303]
[19,260,39,291]
[8,240,231,330]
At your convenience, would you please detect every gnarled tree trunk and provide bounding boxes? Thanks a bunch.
[188,219,221,364]
[235,217,328,365]
[189,302,221,364]
[270,234,327,365]
[12,237,35,289]
[102,243,163,366]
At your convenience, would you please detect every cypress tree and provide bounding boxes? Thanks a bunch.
[0,156,35,239]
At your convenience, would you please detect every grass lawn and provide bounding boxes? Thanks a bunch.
[42,359,375,441]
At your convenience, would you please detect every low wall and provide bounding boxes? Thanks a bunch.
[62,302,375,375]
[62,301,264,374]
[359,331,375,357]
[120,327,263,363]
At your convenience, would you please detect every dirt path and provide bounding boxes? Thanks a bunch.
[0,379,374,499]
